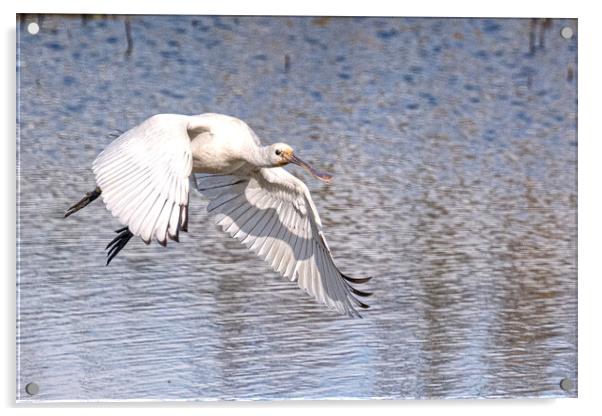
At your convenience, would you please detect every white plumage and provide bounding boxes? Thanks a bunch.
[69,113,371,317]
[93,115,193,245]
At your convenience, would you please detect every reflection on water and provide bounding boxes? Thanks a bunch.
[17,15,577,400]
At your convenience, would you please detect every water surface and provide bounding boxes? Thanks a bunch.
[17,15,577,400]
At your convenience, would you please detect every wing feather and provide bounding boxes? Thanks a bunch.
[139,193,164,243]
[154,199,174,245]
[93,114,194,246]
[265,206,290,269]
[194,167,371,317]
[240,207,269,247]
[314,243,330,307]
[256,201,282,258]
[233,193,271,241]
[297,220,312,293]
[284,213,302,279]
[245,201,277,250]
[249,202,281,253]
[275,206,297,274]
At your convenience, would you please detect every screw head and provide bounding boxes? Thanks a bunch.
[25,382,39,396]
[560,26,573,39]
[560,378,573,392]
[27,22,39,35]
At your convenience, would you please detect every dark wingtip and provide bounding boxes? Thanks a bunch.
[106,250,118,266]
[105,227,133,265]
[108,129,124,139]
[350,287,373,297]
[351,306,368,318]
[358,301,370,309]
[339,272,373,314]
[342,273,372,284]
[105,235,119,250]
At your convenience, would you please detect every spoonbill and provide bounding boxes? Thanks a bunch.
[65,113,371,317]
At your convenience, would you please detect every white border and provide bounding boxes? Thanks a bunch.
[4,1,601,415]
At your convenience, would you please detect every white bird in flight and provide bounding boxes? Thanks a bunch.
[65,113,371,317]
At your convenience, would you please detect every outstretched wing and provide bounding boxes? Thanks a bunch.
[194,168,372,317]
[93,114,197,245]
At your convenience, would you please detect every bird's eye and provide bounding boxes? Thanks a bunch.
[275,149,282,156]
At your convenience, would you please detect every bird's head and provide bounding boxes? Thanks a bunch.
[268,143,332,183]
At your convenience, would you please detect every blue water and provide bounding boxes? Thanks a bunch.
[17,15,577,400]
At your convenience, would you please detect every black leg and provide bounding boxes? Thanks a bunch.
[64,187,102,218]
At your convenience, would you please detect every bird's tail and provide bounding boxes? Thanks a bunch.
[64,187,102,218]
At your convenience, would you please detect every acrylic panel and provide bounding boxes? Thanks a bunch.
[16,15,577,401]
